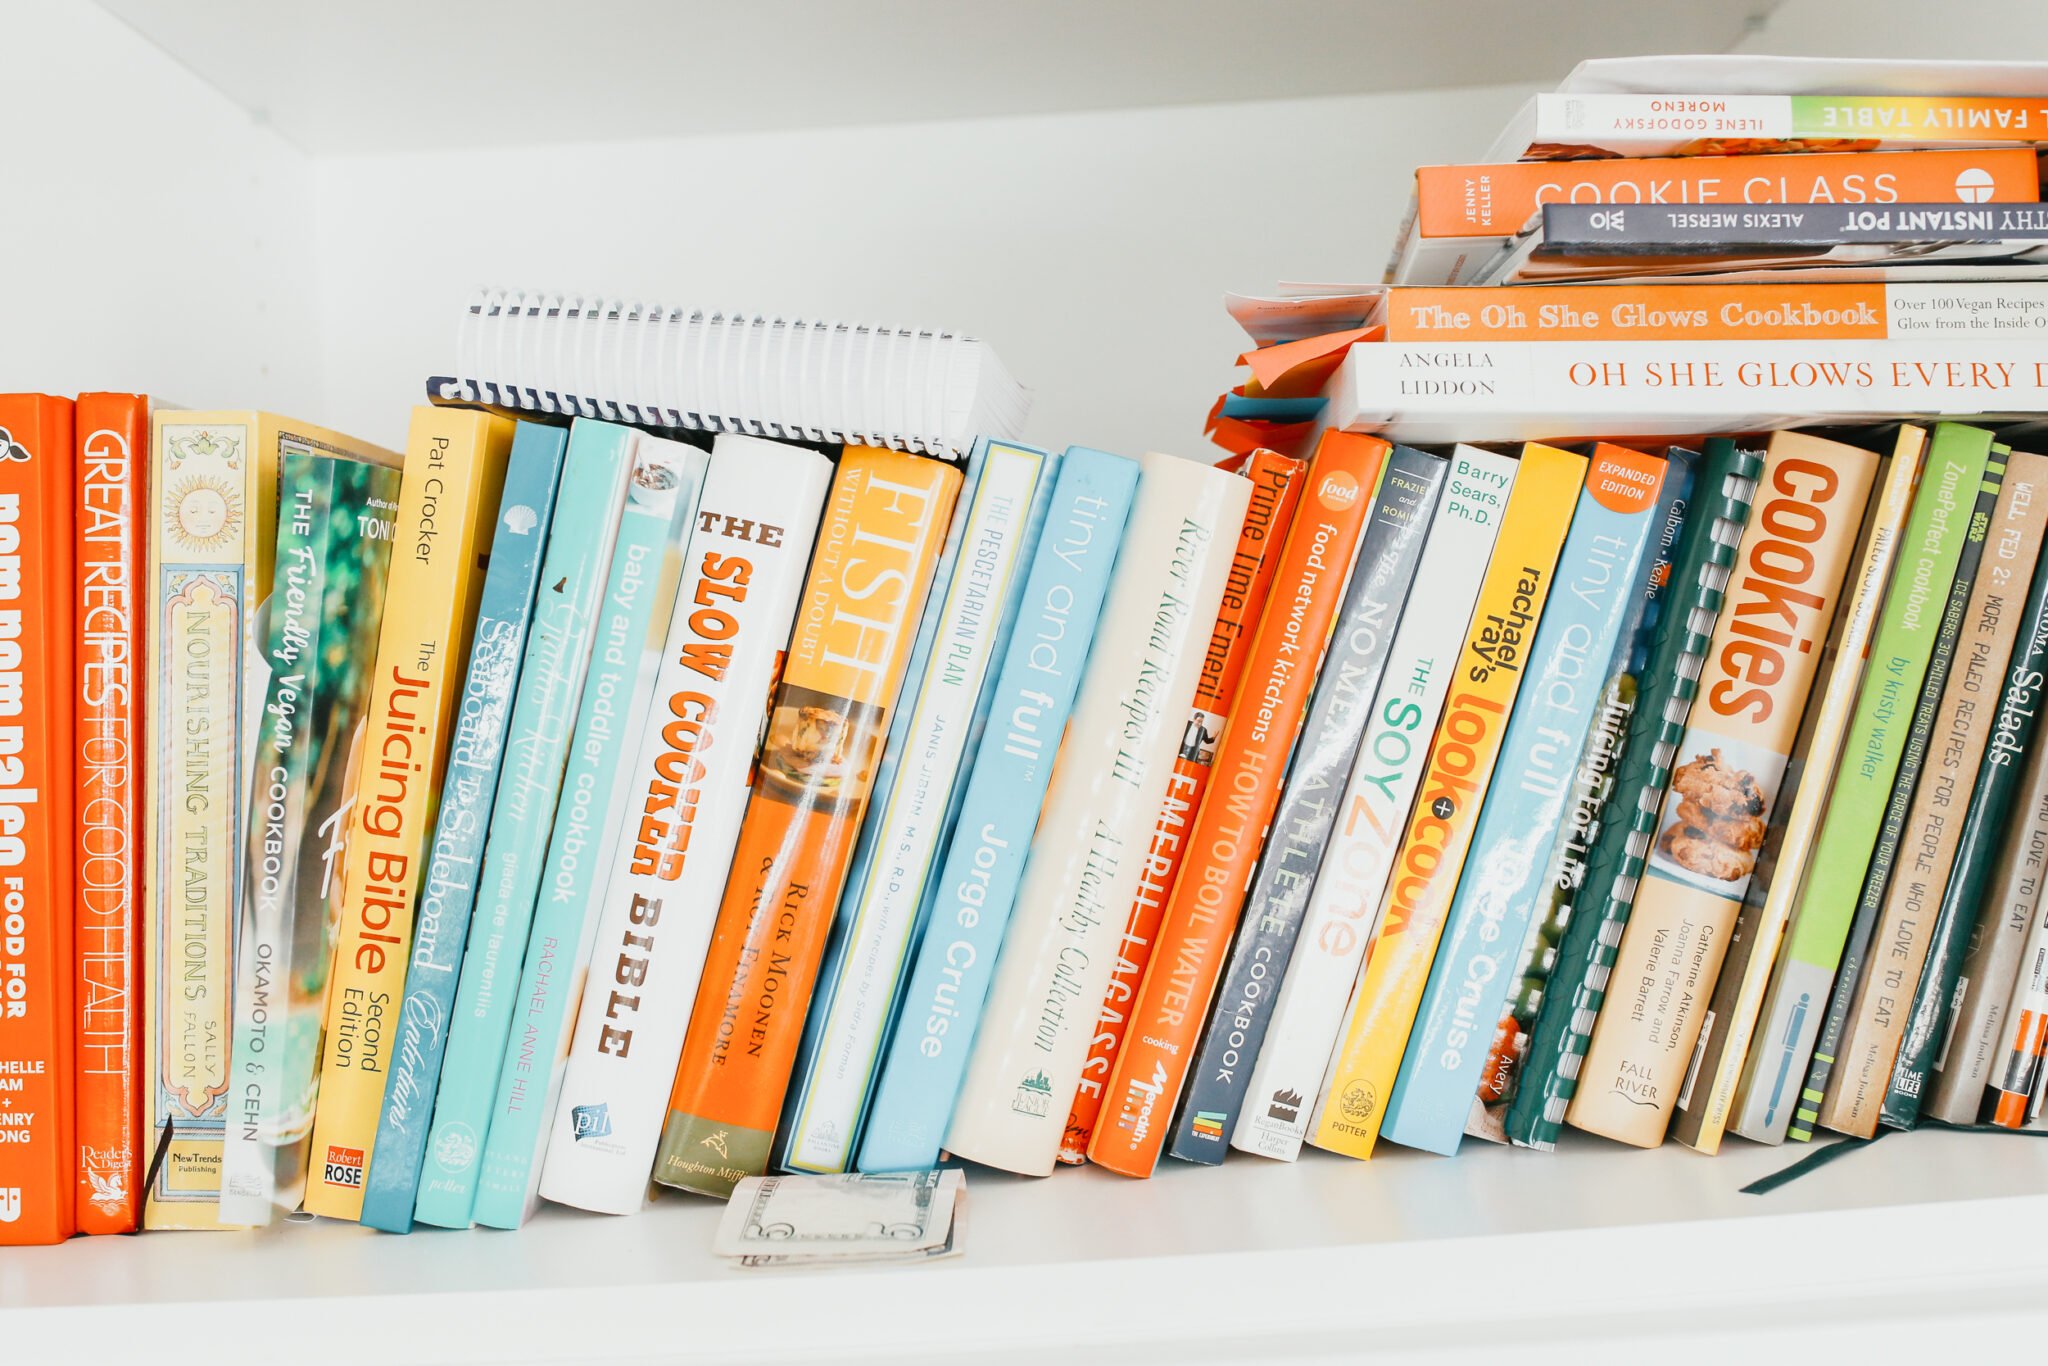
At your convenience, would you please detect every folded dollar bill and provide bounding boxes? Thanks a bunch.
[714,1169,965,1267]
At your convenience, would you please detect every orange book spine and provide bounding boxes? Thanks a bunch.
[0,394,78,1245]
[1089,433,1387,1177]
[654,448,961,1197]
[73,393,146,1234]
[1059,448,1306,1163]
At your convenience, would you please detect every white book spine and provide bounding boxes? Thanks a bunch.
[781,444,1050,1173]
[1234,447,1518,1161]
[943,452,1251,1176]
[536,436,831,1215]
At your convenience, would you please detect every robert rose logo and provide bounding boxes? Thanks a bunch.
[322,1145,367,1188]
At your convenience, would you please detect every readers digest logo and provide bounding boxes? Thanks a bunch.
[322,1146,367,1189]
[571,1103,613,1142]
[1011,1070,1054,1117]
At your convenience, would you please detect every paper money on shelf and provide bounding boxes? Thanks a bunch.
[713,1169,966,1267]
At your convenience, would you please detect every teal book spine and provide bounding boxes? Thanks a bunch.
[779,440,1058,1174]
[1382,445,1670,1156]
[410,419,636,1229]
[469,434,709,1228]
[855,447,1140,1173]
[359,422,569,1232]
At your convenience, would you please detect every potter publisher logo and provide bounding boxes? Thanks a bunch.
[322,1146,367,1188]
[1012,1070,1054,1117]
[1337,1081,1379,1123]
[1267,1089,1304,1124]
[571,1103,613,1142]
[433,1123,478,1173]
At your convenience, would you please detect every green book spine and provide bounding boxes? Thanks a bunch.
[1790,441,2003,1141]
[1743,424,1993,1144]
[1502,438,1761,1150]
[1884,542,2048,1127]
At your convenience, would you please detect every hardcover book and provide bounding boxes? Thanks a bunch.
[356,421,569,1231]
[1467,447,1697,1146]
[1925,692,2048,1124]
[73,392,147,1235]
[540,434,832,1214]
[1060,449,1303,1165]
[471,433,709,1227]
[1887,525,2048,1127]
[855,448,1140,1173]
[1312,442,1588,1160]
[655,447,962,1198]
[219,451,403,1225]
[1568,432,1879,1147]
[1238,447,1493,1164]
[0,395,75,1245]
[1826,450,2045,1135]
[1789,430,1999,1143]
[411,418,637,1229]
[1504,439,1762,1150]
[1383,443,1671,1157]
[941,452,1251,1178]
[1679,429,1923,1152]
[301,406,515,1221]
[1091,432,1388,1177]
[784,440,1058,1176]
[144,409,398,1230]
[1733,422,1993,1144]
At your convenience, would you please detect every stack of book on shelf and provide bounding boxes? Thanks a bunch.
[7,54,2048,1253]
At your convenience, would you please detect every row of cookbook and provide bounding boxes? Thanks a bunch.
[4,394,2047,1246]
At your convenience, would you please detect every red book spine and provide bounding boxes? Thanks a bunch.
[0,394,78,1245]
[74,393,146,1234]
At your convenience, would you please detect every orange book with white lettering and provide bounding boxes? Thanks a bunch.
[1089,433,1388,1177]
[73,393,146,1234]
[0,394,78,1245]
[1058,448,1305,1163]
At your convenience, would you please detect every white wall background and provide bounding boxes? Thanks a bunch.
[0,1,322,416]
[6,0,2047,460]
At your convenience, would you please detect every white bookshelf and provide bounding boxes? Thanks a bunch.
[11,5,2048,1362]
[6,1128,2045,1362]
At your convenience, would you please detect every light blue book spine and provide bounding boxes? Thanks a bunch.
[780,440,1059,1174]
[359,422,569,1232]
[1381,451,1668,1156]
[470,434,710,1228]
[855,446,1140,1173]
[410,419,636,1229]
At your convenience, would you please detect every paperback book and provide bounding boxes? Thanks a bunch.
[855,448,1140,1174]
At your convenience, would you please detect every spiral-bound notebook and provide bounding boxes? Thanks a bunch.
[427,291,1030,457]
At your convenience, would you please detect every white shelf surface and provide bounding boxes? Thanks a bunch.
[4,1127,2044,1362]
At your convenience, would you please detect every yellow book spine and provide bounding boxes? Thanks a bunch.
[1694,431,1924,1152]
[301,407,513,1220]
[1310,442,1586,1159]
